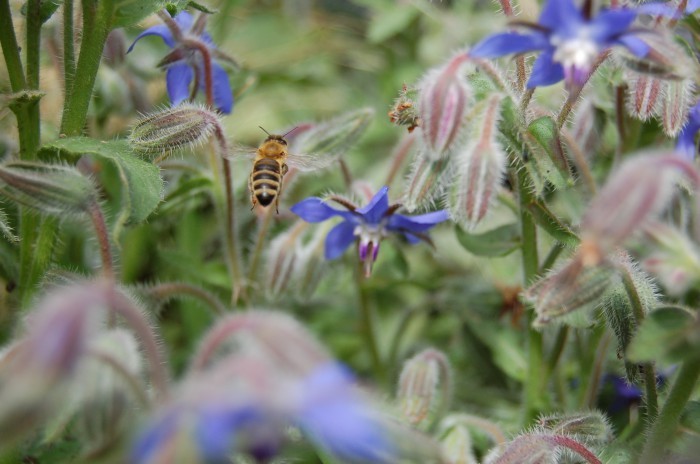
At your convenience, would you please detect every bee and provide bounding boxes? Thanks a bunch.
[234,126,333,213]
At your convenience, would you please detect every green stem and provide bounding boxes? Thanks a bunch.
[621,267,658,423]
[640,358,700,464]
[60,0,113,136]
[0,0,27,91]
[543,326,569,383]
[63,0,75,103]
[518,165,544,424]
[355,264,385,385]
[26,0,40,89]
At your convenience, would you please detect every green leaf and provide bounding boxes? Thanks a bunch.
[21,0,63,24]
[525,116,574,191]
[455,223,521,257]
[367,6,419,43]
[157,176,212,216]
[627,306,699,364]
[40,137,164,237]
[187,1,217,13]
[111,0,165,28]
[680,401,700,435]
[525,200,579,247]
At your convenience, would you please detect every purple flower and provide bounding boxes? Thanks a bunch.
[676,100,700,160]
[290,186,449,276]
[297,363,395,463]
[470,0,652,88]
[128,11,234,114]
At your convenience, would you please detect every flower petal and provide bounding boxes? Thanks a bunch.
[166,63,194,106]
[325,220,357,260]
[538,0,583,33]
[526,51,565,88]
[212,63,234,114]
[298,363,395,463]
[589,9,637,42]
[173,11,195,32]
[291,198,346,223]
[470,32,548,58]
[387,210,450,234]
[127,24,176,53]
[356,186,389,224]
[615,35,650,58]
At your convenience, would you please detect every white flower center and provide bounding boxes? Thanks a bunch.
[551,33,599,83]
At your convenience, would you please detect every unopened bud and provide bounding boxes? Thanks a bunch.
[484,433,600,464]
[642,223,700,295]
[626,73,661,121]
[525,253,617,327]
[397,348,450,427]
[660,78,695,137]
[264,222,306,297]
[447,94,505,229]
[74,329,143,455]
[129,104,221,157]
[580,153,699,255]
[0,161,97,217]
[537,411,612,447]
[403,152,450,212]
[293,107,374,159]
[440,424,477,464]
[418,54,471,160]
[192,311,331,375]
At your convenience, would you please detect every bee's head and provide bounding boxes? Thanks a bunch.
[265,134,287,145]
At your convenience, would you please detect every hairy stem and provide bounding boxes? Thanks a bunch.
[355,264,385,385]
[148,282,227,316]
[639,357,700,464]
[0,0,27,91]
[88,200,114,279]
[247,206,275,285]
[63,0,76,103]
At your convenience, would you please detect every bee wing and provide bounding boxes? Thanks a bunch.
[225,144,257,160]
[285,153,337,172]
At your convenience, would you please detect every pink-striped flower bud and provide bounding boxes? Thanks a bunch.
[580,152,700,262]
[626,73,662,121]
[403,151,450,212]
[397,348,451,428]
[447,94,505,229]
[418,54,471,160]
[660,78,695,137]
[537,411,612,447]
[484,433,601,464]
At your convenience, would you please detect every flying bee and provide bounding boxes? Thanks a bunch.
[231,126,334,213]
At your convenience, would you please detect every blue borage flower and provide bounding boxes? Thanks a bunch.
[470,0,657,89]
[290,186,450,276]
[676,100,700,160]
[128,11,235,114]
[297,363,396,463]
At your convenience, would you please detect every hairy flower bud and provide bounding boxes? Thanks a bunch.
[626,73,662,121]
[440,424,478,464]
[264,222,307,297]
[0,161,97,217]
[293,107,375,159]
[660,78,695,137]
[418,54,471,160]
[129,104,221,157]
[403,152,450,212]
[397,348,451,427]
[447,94,505,229]
[580,153,700,260]
[642,223,700,295]
[537,411,612,447]
[484,433,601,464]
[525,253,617,327]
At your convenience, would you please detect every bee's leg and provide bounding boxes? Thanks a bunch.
[248,176,256,210]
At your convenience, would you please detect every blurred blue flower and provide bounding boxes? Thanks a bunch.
[128,11,234,114]
[290,186,449,276]
[676,100,700,160]
[297,363,395,463]
[470,0,653,88]
[132,404,266,464]
[603,375,643,414]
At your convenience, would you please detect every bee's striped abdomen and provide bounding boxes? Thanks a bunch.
[252,158,281,207]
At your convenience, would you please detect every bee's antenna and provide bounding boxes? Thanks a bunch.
[282,126,299,139]
[258,126,271,136]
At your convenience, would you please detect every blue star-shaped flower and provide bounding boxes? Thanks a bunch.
[470,0,652,88]
[290,186,449,276]
[676,100,700,160]
[297,363,395,463]
[128,11,234,114]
